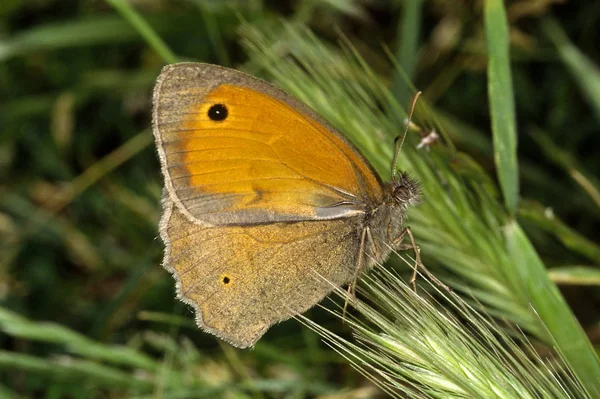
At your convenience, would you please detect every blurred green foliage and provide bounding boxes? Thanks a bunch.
[1,0,599,397]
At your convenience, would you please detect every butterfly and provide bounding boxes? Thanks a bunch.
[152,63,421,348]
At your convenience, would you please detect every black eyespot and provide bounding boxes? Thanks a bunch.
[208,104,228,121]
[222,276,230,284]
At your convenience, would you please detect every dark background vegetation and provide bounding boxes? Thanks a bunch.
[1,0,599,397]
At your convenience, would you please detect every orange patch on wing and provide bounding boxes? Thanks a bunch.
[173,84,382,222]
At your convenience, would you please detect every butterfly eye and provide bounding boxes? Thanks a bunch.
[208,104,228,121]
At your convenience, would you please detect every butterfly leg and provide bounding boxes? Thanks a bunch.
[343,227,368,318]
[394,227,450,292]
[391,228,417,291]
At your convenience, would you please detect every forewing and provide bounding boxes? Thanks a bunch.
[153,63,383,226]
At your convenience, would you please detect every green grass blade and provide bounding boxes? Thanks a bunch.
[484,0,519,214]
[549,266,600,286]
[518,200,600,263]
[0,15,144,62]
[531,128,600,210]
[106,0,178,64]
[542,17,600,124]
[0,307,158,371]
[0,351,152,389]
[0,13,202,63]
[505,221,600,397]
[391,0,424,105]
[195,2,231,66]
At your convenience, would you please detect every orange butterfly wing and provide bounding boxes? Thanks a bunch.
[153,63,383,225]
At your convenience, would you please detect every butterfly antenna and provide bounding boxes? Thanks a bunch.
[391,91,422,179]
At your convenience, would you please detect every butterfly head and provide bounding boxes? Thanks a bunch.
[390,172,421,211]
[363,172,421,266]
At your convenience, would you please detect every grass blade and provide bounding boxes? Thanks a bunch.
[531,128,600,210]
[106,0,178,64]
[391,0,424,105]
[484,0,519,214]
[505,221,600,397]
[548,266,600,286]
[518,200,600,263]
[542,17,600,124]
